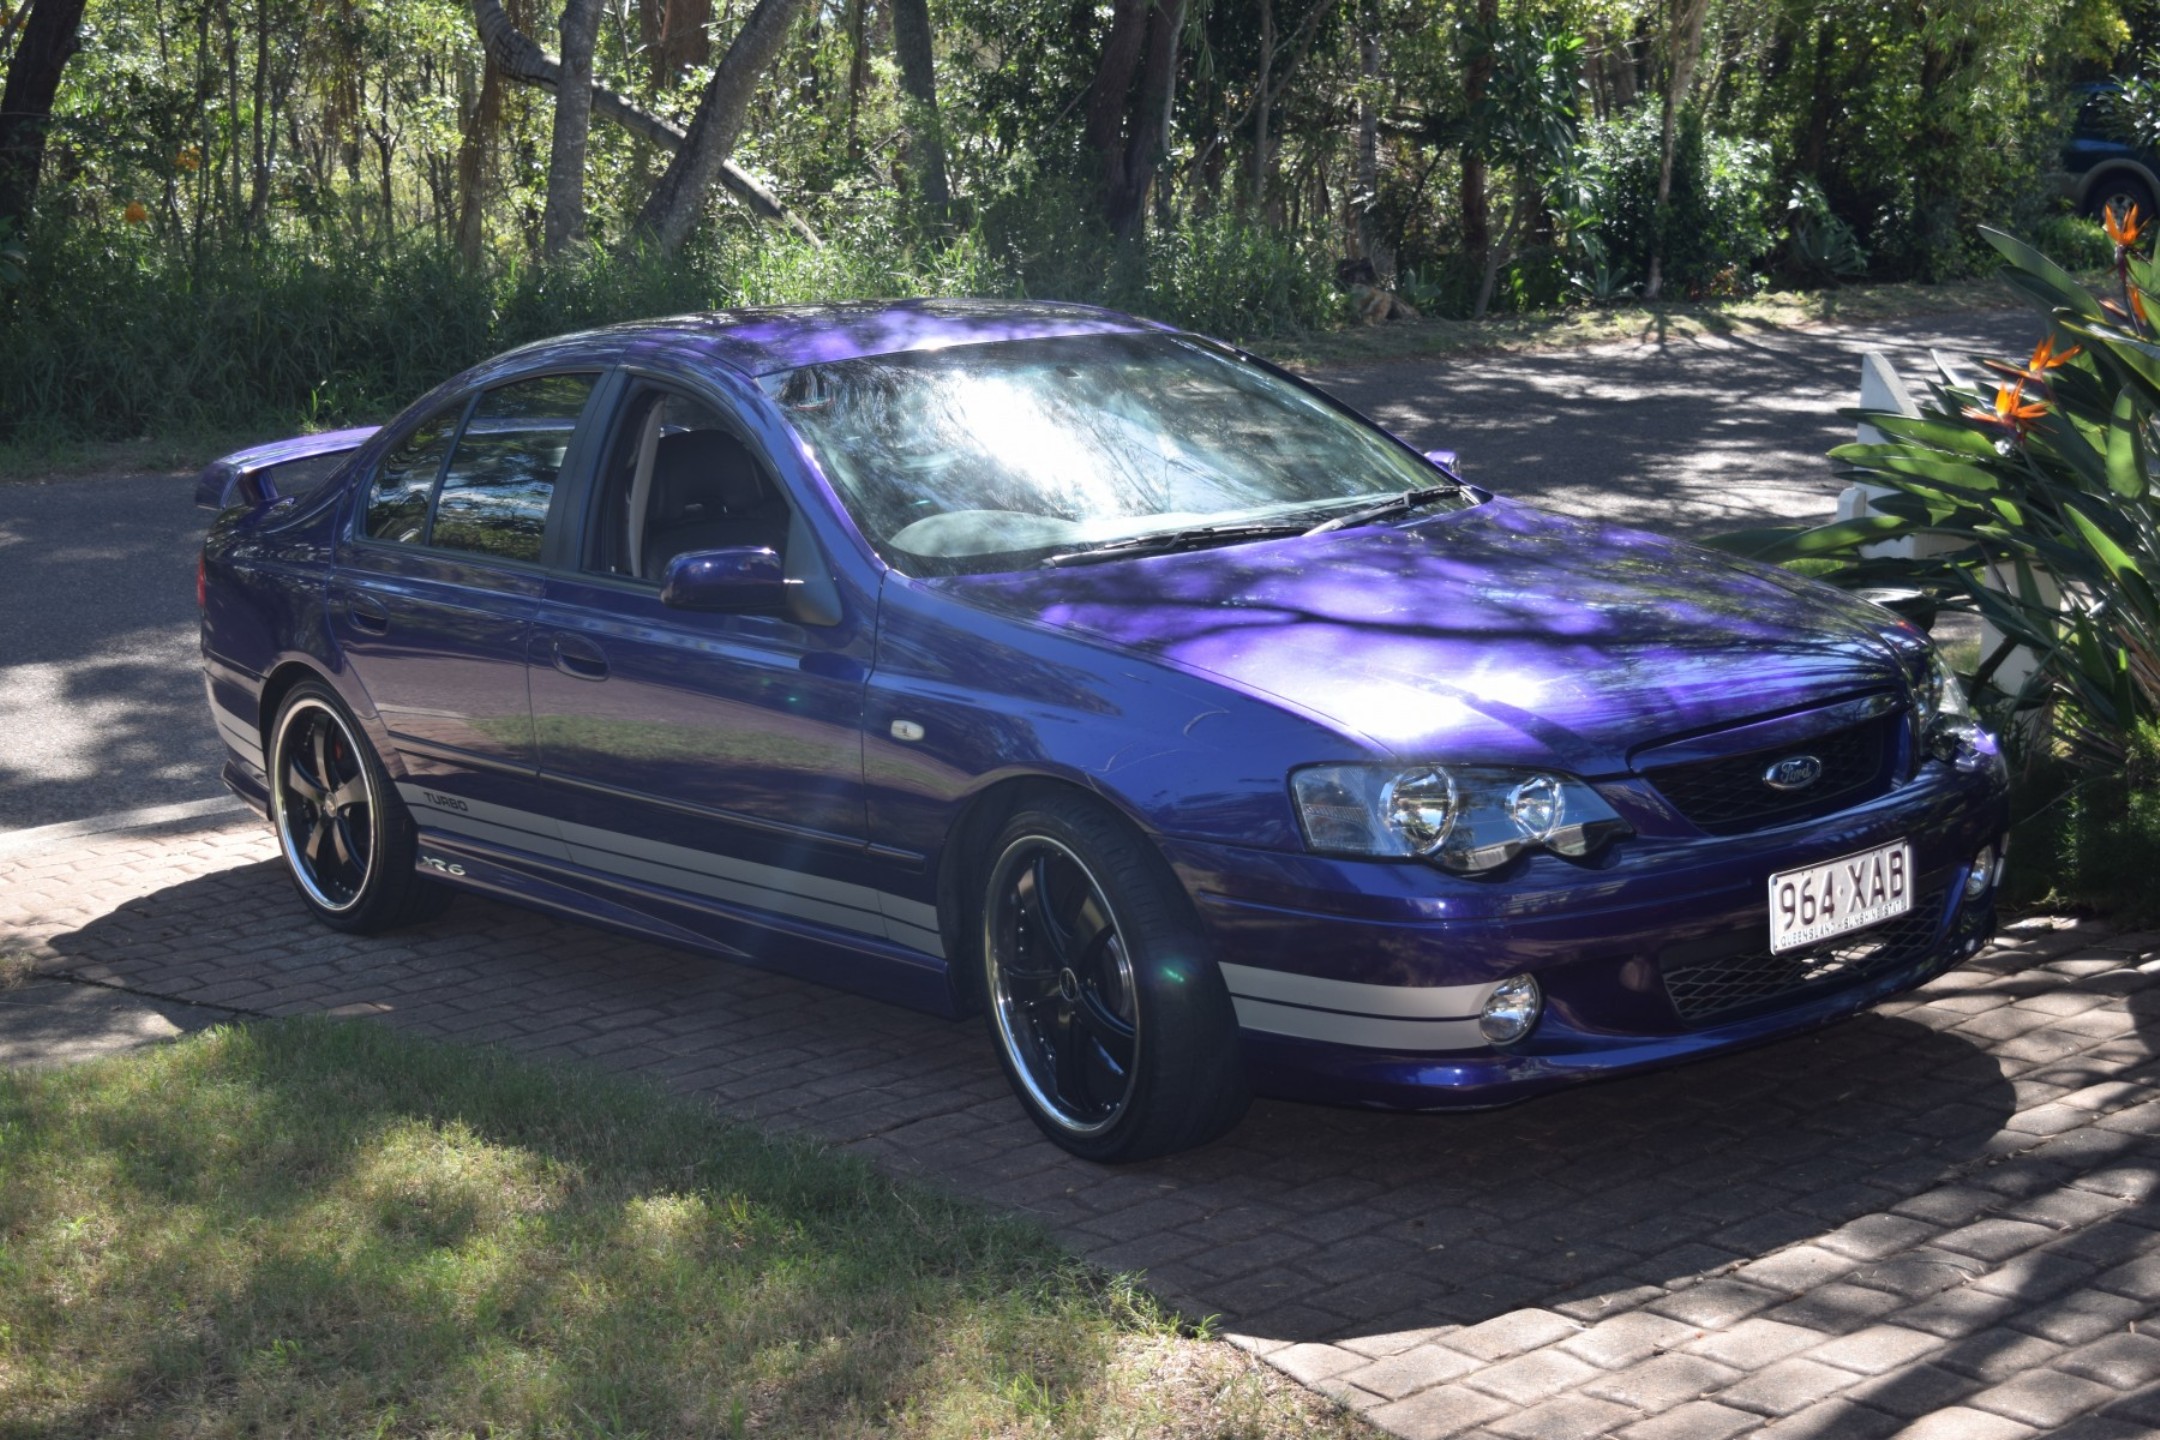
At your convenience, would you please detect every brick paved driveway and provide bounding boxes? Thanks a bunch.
[8,814,2160,1439]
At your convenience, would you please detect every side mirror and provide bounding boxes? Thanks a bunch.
[1424,448,1460,473]
[659,546,788,612]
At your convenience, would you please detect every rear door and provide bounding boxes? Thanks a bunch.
[330,370,605,851]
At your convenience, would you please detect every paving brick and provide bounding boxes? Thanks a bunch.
[1684,1319,1829,1370]
[1464,1348,1603,1406]
[1486,1392,1639,1440]
[1964,1368,2119,1429]
[1445,1310,1585,1363]
[1819,1215,1942,1262]
[1734,1245,1863,1294]
[1758,1396,1903,1439]
[1583,1352,1744,1411]
[1934,1329,2069,1385]
[1839,1362,1985,1419]
[1613,1400,1757,1440]
[1648,1279,1787,1329]
[1804,1326,1946,1375]
[1762,1282,1906,1334]
[1714,1357,1858,1417]
[1340,1343,1483,1401]
[1560,1311,1703,1371]
[1933,1219,2060,1264]
[1368,1383,1513,1440]
[2057,1333,2160,1390]
[2008,1289,2146,1347]
[1883,1407,2040,1440]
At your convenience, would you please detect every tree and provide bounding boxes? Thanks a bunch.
[1083,0,1187,235]
[1643,0,1708,301]
[0,0,91,230]
[632,0,812,253]
[890,0,950,225]
[541,0,602,254]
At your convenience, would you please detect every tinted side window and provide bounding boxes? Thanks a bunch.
[365,411,457,543]
[433,373,599,563]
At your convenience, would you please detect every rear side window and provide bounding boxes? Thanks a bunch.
[432,373,599,563]
[365,411,457,543]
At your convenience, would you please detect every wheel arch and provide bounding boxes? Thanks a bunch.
[2079,159,2160,216]
[932,770,1198,1015]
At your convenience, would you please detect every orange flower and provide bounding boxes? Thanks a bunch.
[175,146,201,172]
[1963,381,2049,439]
[1984,333,2085,386]
[122,201,149,224]
[2106,200,2147,250]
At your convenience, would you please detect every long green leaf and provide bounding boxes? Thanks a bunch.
[1983,226,2106,319]
[2106,391,2151,500]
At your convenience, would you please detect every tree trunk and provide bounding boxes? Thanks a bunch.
[1083,0,1149,221]
[1354,0,1379,263]
[889,0,949,224]
[542,0,602,255]
[632,0,810,253]
[1643,0,1707,302]
[643,0,711,85]
[1250,0,1273,215]
[470,0,820,244]
[1112,0,1182,235]
[843,0,870,159]
[455,53,504,260]
[1458,0,1494,273]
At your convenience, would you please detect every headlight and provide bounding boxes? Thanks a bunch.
[1291,764,1631,871]
[1912,644,2001,776]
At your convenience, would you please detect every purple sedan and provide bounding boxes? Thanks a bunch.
[196,300,2009,1160]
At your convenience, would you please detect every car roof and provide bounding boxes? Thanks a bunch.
[484,298,1170,381]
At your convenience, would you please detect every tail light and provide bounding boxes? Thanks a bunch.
[197,552,208,609]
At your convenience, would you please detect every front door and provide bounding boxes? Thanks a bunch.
[525,380,910,955]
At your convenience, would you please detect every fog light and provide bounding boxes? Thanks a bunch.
[1964,845,1996,902]
[1480,975,1542,1044]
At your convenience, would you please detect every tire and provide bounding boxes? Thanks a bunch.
[267,679,453,934]
[2085,171,2158,229]
[977,793,1249,1161]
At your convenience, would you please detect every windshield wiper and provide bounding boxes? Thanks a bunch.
[1301,484,1461,536]
[1042,520,1313,567]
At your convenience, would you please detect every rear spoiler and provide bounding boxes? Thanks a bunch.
[193,426,380,511]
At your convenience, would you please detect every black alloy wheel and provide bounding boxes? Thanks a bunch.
[269,680,451,933]
[2088,172,2159,228]
[980,793,1248,1161]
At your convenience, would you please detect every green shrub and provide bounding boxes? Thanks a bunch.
[1573,107,1776,297]
[2003,722,2160,924]
[1141,211,1333,340]
[2029,212,2114,272]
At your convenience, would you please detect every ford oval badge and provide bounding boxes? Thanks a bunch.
[1763,754,1824,792]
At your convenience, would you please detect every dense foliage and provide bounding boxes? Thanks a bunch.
[0,0,2152,441]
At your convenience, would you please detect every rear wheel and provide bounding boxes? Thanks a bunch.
[2086,172,2158,229]
[269,680,451,933]
[979,794,1248,1161]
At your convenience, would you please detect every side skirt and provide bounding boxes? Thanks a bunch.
[412,828,962,1019]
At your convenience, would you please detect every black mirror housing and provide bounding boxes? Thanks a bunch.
[659,547,789,612]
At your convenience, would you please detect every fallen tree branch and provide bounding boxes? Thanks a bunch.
[470,0,820,247]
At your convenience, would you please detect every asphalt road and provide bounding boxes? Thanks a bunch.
[0,306,2040,833]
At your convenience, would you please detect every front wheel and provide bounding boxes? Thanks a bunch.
[979,794,1248,1161]
[268,680,451,934]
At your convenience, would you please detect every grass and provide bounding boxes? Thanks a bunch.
[0,1018,1371,1439]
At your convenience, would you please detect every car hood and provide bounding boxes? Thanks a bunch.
[931,500,1920,776]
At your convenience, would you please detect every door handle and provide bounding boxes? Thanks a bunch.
[346,593,390,635]
[552,634,609,681]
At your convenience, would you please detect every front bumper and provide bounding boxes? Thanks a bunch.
[1164,758,2008,1109]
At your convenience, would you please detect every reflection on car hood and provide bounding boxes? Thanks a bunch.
[933,499,1920,775]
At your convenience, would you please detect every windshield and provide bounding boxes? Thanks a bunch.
[761,333,1469,575]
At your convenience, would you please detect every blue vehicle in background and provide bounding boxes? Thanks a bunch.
[2062,82,2160,223]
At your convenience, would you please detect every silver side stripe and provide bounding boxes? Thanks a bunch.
[1230,998,1489,1052]
[1218,962,1495,1052]
[396,783,944,959]
[1217,962,1489,1018]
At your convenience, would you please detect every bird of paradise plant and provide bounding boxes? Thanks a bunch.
[1714,222,2160,773]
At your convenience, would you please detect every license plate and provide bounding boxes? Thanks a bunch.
[1768,840,1913,953]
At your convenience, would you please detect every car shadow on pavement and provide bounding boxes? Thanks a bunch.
[30,841,2042,1348]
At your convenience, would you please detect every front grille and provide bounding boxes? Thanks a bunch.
[1644,714,1894,835]
[1659,890,1946,1026]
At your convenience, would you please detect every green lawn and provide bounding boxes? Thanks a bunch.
[0,1018,1367,1438]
